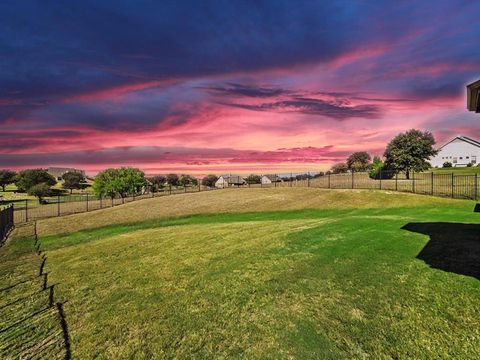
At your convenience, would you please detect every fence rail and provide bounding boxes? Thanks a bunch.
[243,170,479,201]
[0,205,14,244]
[2,170,479,226]
[5,184,217,224]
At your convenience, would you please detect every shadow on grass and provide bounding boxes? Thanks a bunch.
[402,222,480,280]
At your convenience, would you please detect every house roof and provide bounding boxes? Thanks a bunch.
[262,174,280,181]
[467,80,480,113]
[219,175,245,184]
[440,135,480,150]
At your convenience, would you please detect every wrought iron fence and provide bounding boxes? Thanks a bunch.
[7,184,216,224]
[2,170,478,226]
[0,204,14,244]
[239,170,479,201]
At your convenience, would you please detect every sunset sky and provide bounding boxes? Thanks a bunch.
[1,1,479,175]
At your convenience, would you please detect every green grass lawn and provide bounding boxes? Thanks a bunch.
[1,189,479,359]
[432,166,480,174]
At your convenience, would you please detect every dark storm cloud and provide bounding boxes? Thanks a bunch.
[222,98,381,120]
[202,83,290,98]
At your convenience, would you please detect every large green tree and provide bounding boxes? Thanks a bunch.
[0,170,17,192]
[148,175,166,192]
[201,175,218,187]
[93,167,145,198]
[179,174,198,187]
[62,171,87,194]
[15,169,56,192]
[346,152,371,172]
[246,174,261,184]
[331,163,349,174]
[384,129,438,179]
[166,174,179,186]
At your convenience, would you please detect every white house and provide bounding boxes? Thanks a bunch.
[431,135,480,168]
[215,175,246,188]
[260,175,282,184]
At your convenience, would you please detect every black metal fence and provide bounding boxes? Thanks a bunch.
[3,170,479,226]
[240,170,480,200]
[9,184,216,224]
[0,205,14,244]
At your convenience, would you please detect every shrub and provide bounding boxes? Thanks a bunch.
[28,183,52,203]
[442,161,452,168]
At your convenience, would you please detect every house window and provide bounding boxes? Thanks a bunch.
[472,156,477,164]
[453,157,457,163]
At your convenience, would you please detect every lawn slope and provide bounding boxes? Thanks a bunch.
[2,188,479,359]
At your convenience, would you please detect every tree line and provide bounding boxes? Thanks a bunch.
[0,167,222,202]
[329,129,438,179]
[0,169,88,203]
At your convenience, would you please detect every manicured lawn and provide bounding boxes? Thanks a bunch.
[1,188,479,359]
[432,166,480,174]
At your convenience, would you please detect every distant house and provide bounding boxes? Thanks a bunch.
[467,80,480,113]
[261,175,282,184]
[215,175,246,188]
[48,167,86,181]
[431,135,480,167]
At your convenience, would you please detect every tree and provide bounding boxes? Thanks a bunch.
[368,156,393,179]
[179,174,198,187]
[384,129,438,179]
[166,174,179,186]
[62,171,87,194]
[15,169,56,192]
[246,174,261,184]
[331,163,348,174]
[93,167,145,198]
[0,170,17,192]
[201,175,218,187]
[148,175,166,192]
[28,183,51,203]
[347,152,371,172]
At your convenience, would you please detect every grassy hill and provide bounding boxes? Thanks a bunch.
[1,188,479,358]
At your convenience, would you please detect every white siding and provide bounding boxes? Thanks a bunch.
[261,176,272,184]
[215,176,227,188]
[431,138,480,167]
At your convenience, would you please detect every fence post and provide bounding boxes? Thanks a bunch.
[451,173,454,198]
[170,184,172,195]
[395,173,398,192]
[25,199,28,222]
[198,181,201,192]
[86,193,89,211]
[184,184,187,193]
[412,171,415,193]
[351,170,354,189]
[100,195,103,208]
[379,171,382,190]
[328,173,331,188]
[475,174,478,200]
[57,195,60,216]
[308,175,310,187]
[431,172,434,196]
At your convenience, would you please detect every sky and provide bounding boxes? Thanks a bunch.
[1,1,479,176]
